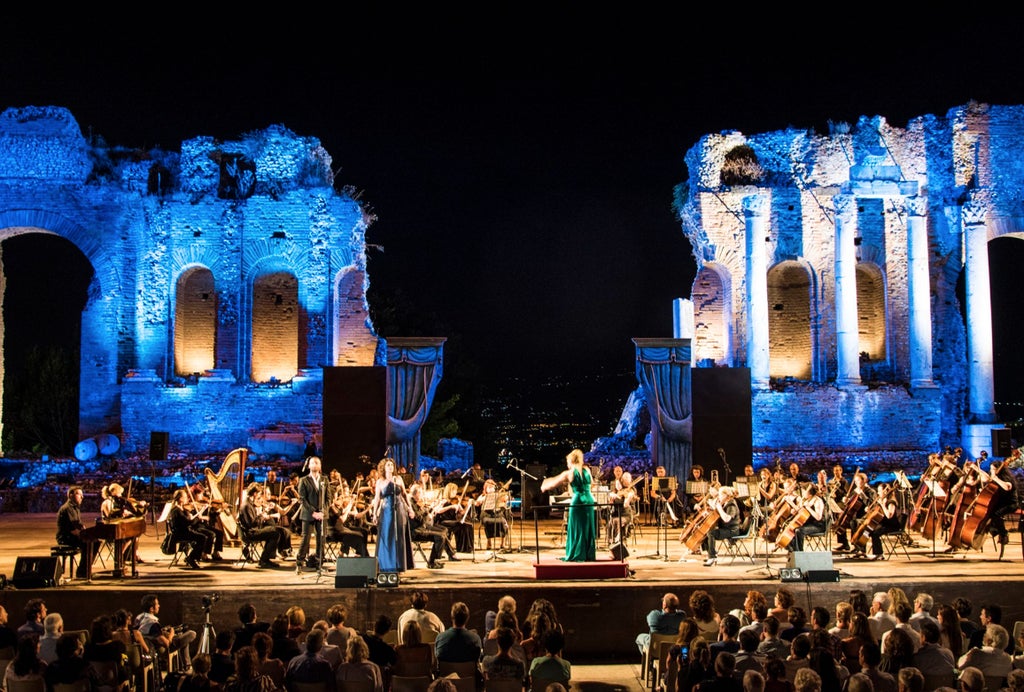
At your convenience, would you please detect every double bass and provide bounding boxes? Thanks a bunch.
[955,458,1012,550]
[945,461,982,549]
[908,451,959,539]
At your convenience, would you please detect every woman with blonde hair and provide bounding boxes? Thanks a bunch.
[540,449,596,562]
[394,621,435,678]
[335,635,383,692]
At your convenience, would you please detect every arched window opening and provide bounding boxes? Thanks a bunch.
[251,271,298,383]
[174,267,216,377]
[691,266,728,365]
[855,262,887,362]
[767,261,812,380]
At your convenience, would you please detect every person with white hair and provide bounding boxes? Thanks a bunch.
[910,593,938,632]
[38,612,64,663]
[871,591,897,639]
[702,485,742,567]
[958,624,1013,683]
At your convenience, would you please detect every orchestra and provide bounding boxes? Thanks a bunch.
[50,442,1021,577]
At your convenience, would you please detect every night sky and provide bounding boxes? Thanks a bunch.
[3,17,1024,391]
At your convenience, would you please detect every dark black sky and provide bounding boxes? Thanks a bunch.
[3,17,1024,385]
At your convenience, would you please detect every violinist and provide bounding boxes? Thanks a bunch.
[866,483,903,560]
[277,473,301,532]
[168,489,214,569]
[830,465,850,499]
[786,484,826,552]
[100,483,145,564]
[702,485,741,567]
[433,482,474,554]
[757,467,778,511]
[683,465,708,516]
[836,472,875,554]
[605,472,637,547]
[238,482,281,568]
[189,486,226,561]
[475,478,511,550]
[326,484,370,558]
[257,485,294,557]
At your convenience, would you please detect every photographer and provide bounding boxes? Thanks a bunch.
[134,594,196,671]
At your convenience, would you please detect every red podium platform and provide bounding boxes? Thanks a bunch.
[532,558,630,580]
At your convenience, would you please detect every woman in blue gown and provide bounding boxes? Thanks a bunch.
[371,457,415,572]
[541,448,596,561]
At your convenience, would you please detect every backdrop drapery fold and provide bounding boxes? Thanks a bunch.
[385,337,447,471]
[633,339,692,481]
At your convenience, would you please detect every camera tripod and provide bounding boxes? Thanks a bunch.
[198,607,216,655]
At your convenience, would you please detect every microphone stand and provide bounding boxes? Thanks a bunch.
[314,477,329,583]
[507,459,536,553]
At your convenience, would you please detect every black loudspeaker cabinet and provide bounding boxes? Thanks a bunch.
[993,428,1013,457]
[610,543,629,561]
[13,556,61,588]
[322,367,387,480]
[335,556,378,588]
[149,432,169,461]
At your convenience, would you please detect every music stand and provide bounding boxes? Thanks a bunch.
[638,477,674,561]
[744,499,775,576]
[480,492,508,562]
[507,459,537,553]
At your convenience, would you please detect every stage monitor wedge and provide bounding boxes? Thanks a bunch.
[13,556,61,588]
[335,556,377,588]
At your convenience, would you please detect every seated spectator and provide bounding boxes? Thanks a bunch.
[829,603,853,641]
[362,615,397,680]
[780,608,809,643]
[884,602,922,653]
[846,672,874,692]
[0,606,17,652]
[5,635,47,691]
[485,611,523,652]
[763,657,793,692]
[958,665,986,692]
[668,619,701,675]
[83,614,130,688]
[225,646,277,692]
[179,653,215,692]
[733,630,765,678]
[791,668,821,692]
[783,634,811,683]
[283,630,334,692]
[210,631,237,684]
[880,626,917,677]
[270,615,300,666]
[742,670,765,692]
[482,627,526,682]
[335,635,382,692]
[637,593,686,655]
[769,590,795,625]
[690,591,722,643]
[807,647,845,690]
[739,602,770,640]
[394,621,435,677]
[310,621,343,671]
[111,608,149,657]
[897,665,924,692]
[44,632,95,692]
[251,632,285,689]
[18,599,46,639]
[808,606,841,660]
[839,613,877,672]
[521,612,553,668]
[528,629,570,690]
[710,616,742,665]
[1005,669,1024,692]
[325,604,359,652]
[38,613,64,664]
[232,604,270,654]
[680,639,714,692]
[859,641,897,692]
[694,651,741,691]
[911,620,955,681]
[757,617,790,661]
[958,623,1013,685]
[732,591,769,631]
[484,595,517,636]
[434,602,481,666]
[285,607,307,645]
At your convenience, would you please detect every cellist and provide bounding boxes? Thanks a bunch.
[978,450,1018,551]
[865,482,903,560]
[836,472,875,554]
[785,483,826,552]
[702,485,742,567]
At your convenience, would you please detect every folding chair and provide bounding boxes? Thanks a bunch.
[882,527,913,561]
[722,514,757,565]
[804,512,832,552]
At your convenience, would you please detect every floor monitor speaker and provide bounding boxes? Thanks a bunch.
[610,542,629,561]
[334,556,377,588]
[786,551,834,572]
[13,556,61,588]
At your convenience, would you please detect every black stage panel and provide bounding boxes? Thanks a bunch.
[692,367,752,483]
[322,366,387,480]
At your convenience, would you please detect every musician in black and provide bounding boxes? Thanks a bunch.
[189,486,226,561]
[475,478,511,551]
[868,483,903,560]
[167,489,215,569]
[326,486,370,558]
[684,465,708,515]
[239,482,281,568]
[836,472,875,554]
[702,485,741,566]
[295,456,326,570]
[650,465,685,527]
[408,484,458,569]
[983,454,1019,550]
[56,486,97,578]
[787,484,826,552]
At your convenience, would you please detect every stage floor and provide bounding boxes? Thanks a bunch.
[2,511,1022,662]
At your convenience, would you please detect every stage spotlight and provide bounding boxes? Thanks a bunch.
[779,567,803,582]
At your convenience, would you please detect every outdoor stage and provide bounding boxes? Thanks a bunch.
[0,511,1022,662]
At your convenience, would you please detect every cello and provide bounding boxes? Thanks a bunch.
[775,499,811,550]
[760,488,797,543]
[850,482,896,551]
[681,488,734,553]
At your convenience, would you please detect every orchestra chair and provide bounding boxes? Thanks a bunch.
[803,512,833,552]
[390,675,432,692]
[7,681,45,692]
[650,639,677,692]
[640,632,676,684]
[165,539,189,569]
[721,514,758,565]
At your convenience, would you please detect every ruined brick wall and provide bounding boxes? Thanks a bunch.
[0,106,377,456]
[677,103,1024,456]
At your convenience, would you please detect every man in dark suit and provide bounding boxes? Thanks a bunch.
[295,456,326,571]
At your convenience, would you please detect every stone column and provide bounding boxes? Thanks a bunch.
[834,194,862,388]
[906,196,936,389]
[963,199,997,422]
[744,194,770,390]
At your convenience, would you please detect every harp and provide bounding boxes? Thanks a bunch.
[204,447,247,540]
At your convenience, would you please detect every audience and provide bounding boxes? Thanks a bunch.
[5,635,47,691]
[335,635,382,692]
[528,629,570,690]
[958,623,1013,685]
[394,621,435,678]
[396,592,445,646]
